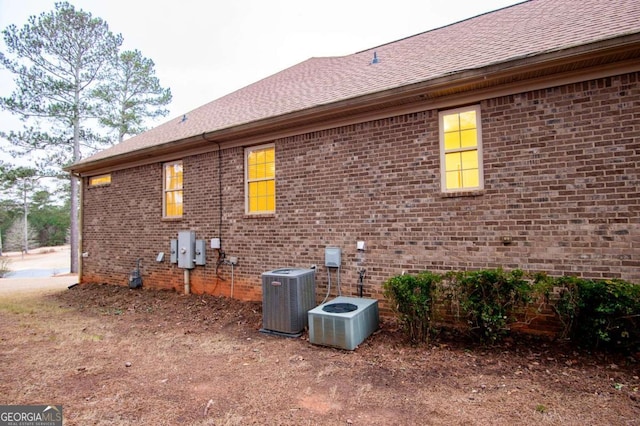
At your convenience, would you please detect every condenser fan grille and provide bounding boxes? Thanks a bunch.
[322,303,358,313]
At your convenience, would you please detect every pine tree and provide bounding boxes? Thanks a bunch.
[0,2,121,272]
[1,3,173,270]
[94,49,172,142]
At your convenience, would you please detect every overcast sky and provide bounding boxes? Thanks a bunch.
[0,0,522,139]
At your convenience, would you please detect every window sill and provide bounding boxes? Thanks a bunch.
[244,212,276,219]
[440,189,485,198]
[162,217,184,221]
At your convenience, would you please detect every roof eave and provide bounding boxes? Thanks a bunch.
[66,32,640,176]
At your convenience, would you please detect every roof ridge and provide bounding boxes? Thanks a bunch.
[354,0,530,54]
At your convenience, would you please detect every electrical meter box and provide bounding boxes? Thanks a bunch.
[178,231,196,269]
[195,239,206,266]
[325,247,341,267]
[170,239,178,264]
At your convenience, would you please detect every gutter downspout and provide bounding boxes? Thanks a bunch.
[230,262,235,298]
[216,139,223,252]
[79,175,83,280]
[71,171,83,282]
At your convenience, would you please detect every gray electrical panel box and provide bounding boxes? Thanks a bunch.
[195,239,206,266]
[178,231,196,269]
[325,247,341,267]
[170,239,178,264]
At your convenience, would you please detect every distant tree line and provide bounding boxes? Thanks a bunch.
[0,190,70,253]
[0,163,70,254]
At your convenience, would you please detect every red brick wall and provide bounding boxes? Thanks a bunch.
[81,72,640,324]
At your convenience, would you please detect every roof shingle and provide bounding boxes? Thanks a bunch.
[78,0,640,165]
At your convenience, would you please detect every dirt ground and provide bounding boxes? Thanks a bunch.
[0,248,639,425]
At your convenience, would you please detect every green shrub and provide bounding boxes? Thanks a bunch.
[383,268,639,352]
[535,274,640,351]
[533,274,580,339]
[572,279,640,351]
[383,271,441,344]
[447,269,533,343]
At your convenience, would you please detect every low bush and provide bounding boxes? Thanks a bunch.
[541,276,640,351]
[383,271,441,344]
[384,269,640,352]
[447,269,533,343]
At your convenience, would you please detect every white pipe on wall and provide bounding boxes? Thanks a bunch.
[230,263,235,298]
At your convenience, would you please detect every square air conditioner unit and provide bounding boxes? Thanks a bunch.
[260,268,316,337]
[308,296,379,350]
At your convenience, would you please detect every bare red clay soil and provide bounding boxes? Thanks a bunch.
[0,283,638,425]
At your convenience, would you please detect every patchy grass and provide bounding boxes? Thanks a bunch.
[0,292,64,315]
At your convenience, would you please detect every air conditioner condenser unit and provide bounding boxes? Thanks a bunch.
[308,296,379,350]
[260,268,316,337]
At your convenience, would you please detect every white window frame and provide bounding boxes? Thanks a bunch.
[163,160,183,219]
[245,143,275,215]
[439,105,484,193]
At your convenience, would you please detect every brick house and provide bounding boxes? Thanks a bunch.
[67,0,640,311]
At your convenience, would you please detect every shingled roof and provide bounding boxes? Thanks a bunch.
[71,0,640,171]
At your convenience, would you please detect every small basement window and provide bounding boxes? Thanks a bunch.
[88,174,111,186]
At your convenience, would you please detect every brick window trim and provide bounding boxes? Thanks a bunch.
[243,212,276,220]
[439,189,486,199]
[161,217,184,222]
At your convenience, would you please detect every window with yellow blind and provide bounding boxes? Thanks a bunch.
[88,174,111,186]
[163,161,183,218]
[439,105,483,192]
[245,144,275,214]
